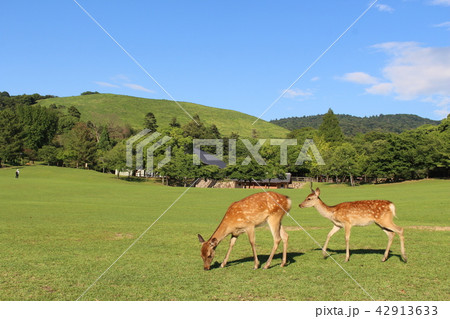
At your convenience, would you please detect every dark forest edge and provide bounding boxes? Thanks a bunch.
[271,113,440,135]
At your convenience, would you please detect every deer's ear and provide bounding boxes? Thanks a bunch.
[315,188,320,196]
[210,237,218,247]
[198,234,205,243]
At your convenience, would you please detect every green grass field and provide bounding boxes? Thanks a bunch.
[37,94,289,138]
[0,166,449,301]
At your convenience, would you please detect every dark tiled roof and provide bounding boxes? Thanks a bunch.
[236,173,291,183]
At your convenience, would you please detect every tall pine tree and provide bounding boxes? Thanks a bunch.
[318,108,344,144]
[143,112,158,131]
[98,126,112,151]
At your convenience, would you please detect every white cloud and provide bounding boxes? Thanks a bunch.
[434,21,450,30]
[339,72,379,85]
[111,74,131,82]
[338,42,450,117]
[365,82,394,95]
[429,0,450,6]
[366,42,450,117]
[311,76,320,82]
[375,3,394,13]
[95,81,120,88]
[423,96,450,117]
[370,42,450,99]
[371,41,420,56]
[283,88,313,99]
[95,75,156,95]
[123,83,155,93]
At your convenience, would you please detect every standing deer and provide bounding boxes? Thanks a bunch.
[299,186,407,263]
[198,192,291,270]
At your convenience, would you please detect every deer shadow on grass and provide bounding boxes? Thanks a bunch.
[210,252,304,270]
[313,248,403,262]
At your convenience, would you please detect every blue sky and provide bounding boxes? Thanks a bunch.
[1,0,450,121]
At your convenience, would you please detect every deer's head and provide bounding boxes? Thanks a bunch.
[299,187,321,208]
[198,234,218,270]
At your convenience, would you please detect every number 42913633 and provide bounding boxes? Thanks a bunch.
[375,305,438,316]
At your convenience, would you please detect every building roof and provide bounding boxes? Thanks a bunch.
[193,148,227,169]
[235,173,292,183]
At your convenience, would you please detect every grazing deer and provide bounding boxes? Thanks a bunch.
[198,192,291,270]
[299,186,407,263]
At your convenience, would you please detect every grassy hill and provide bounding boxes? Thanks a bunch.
[37,94,289,138]
[271,114,440,135]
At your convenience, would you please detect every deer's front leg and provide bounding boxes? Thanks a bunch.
[221,235,237,268]
[323,225,341,258]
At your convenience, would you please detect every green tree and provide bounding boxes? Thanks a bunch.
[0,109,24,165]
[143,112,158,131]
[329,143,360,185]
[16,104,59,151]
[61,122,97,168]
[208,124,221,139]
[98,126,112,151]
[81,91,99,95]
[104,142,128,178]
[68,106,81,119]
[182,114,204,138]
[169,117,181,128]
[157,146,199,186]
[57,114,79,134]
[318,108,344,144]
[38,145,59,166]
[182,114,221,139]
[225,158,266,188]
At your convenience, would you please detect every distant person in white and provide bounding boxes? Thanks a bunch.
[15,169,19,179]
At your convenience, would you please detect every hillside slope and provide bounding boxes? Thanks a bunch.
[271,114,440,135]
[38,94,289,138]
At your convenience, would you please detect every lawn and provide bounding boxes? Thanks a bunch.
[0,166,448,300]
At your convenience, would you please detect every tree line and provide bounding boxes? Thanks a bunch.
[271,113,440,135]
[286,109,449,185]
[0,92,448,185]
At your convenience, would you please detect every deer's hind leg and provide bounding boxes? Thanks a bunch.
[264,215,283,269]
[344,223,352,262]
[246,227,260,269]
[280,226,289,267]
[377,221,407,263]
[380,228,395,262]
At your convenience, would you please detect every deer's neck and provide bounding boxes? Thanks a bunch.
[208,221,230,244]
[314,199,334,220]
